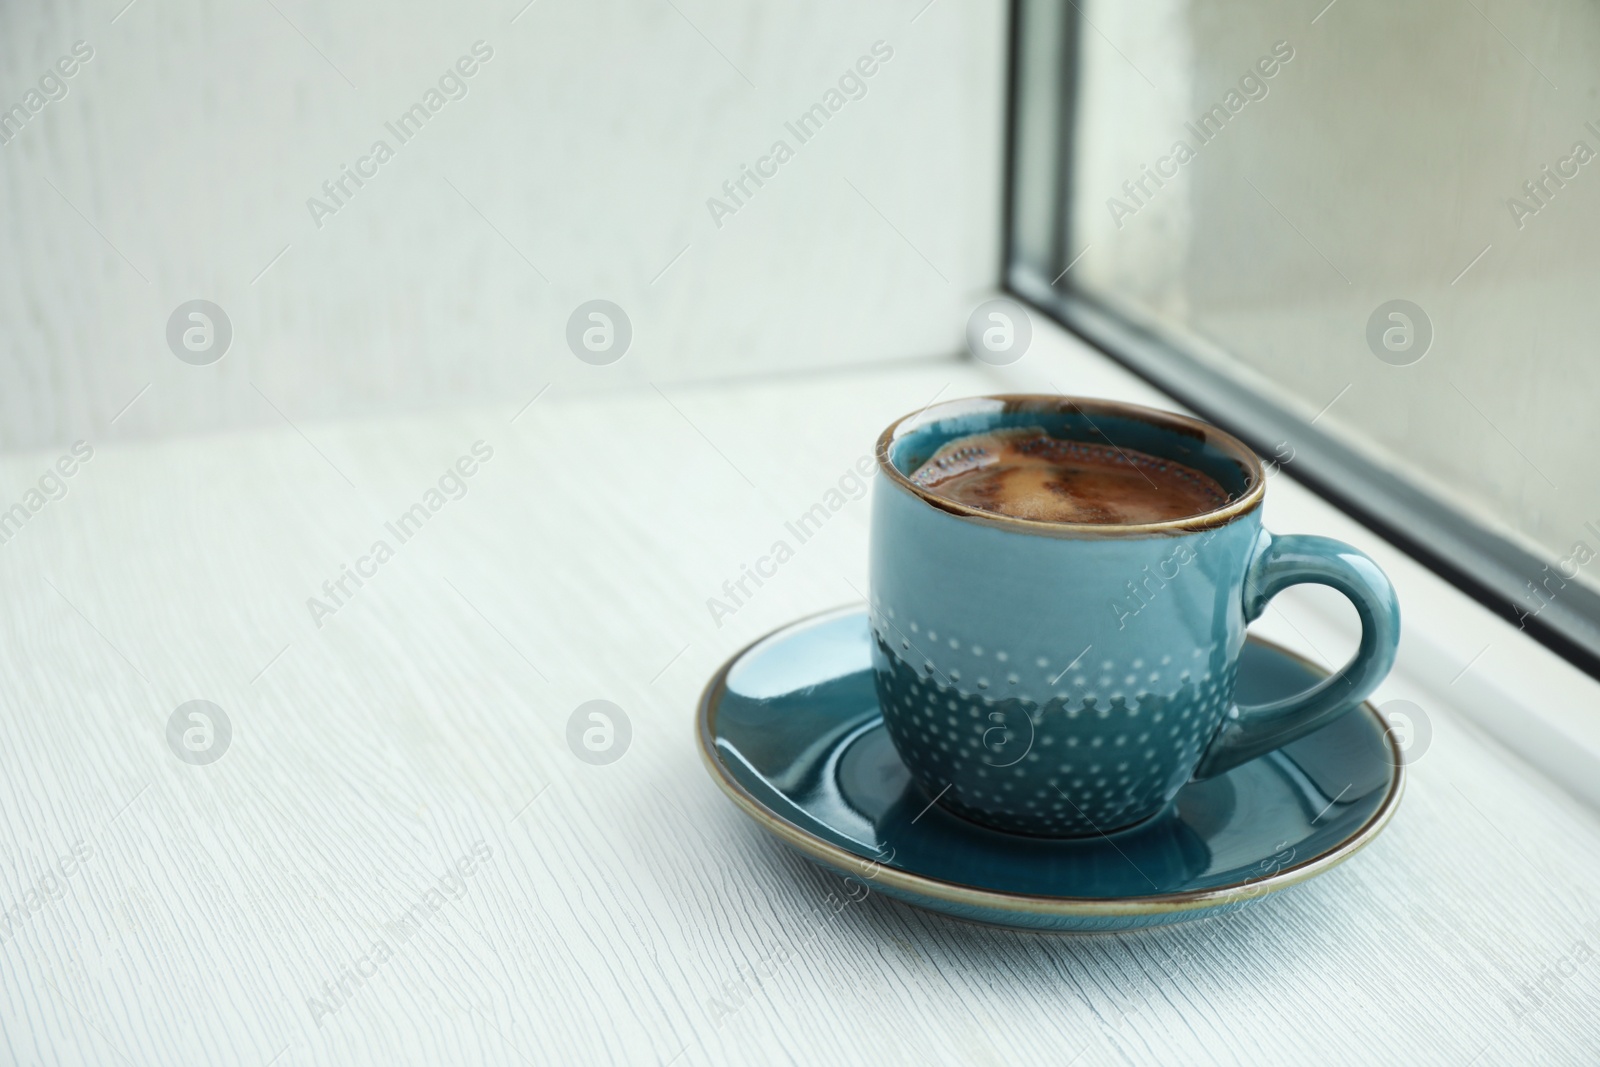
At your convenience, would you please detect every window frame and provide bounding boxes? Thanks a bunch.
[1000,0,1600,681]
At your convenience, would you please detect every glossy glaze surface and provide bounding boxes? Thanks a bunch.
[699,607,1403,932]
[869,395,1399,835]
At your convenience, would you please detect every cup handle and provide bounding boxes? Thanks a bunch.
[1193,532,1401,780]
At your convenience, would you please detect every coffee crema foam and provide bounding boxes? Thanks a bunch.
[909,427,1229,525]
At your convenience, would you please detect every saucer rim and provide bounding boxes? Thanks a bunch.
[697,604,1406,919]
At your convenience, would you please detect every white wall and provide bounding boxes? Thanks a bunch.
[0,0,1006,450]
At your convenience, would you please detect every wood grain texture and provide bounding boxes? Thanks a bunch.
[0,340,1597,1066]
[0,0,1003,450]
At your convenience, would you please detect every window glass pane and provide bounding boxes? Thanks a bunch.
[1061,0,1598,598]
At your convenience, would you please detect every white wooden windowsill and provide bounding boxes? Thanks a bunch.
[1,316,1597,1065]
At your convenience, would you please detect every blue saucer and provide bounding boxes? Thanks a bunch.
[698,606,1404,933]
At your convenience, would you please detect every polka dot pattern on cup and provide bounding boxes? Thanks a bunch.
[871,620,1234,836]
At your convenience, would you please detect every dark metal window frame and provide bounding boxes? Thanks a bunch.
[1001,0,1600,681]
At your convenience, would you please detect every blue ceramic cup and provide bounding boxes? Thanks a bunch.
[869,395,1400,837]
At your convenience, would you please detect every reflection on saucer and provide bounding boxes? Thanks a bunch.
[854,725,1214,895]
